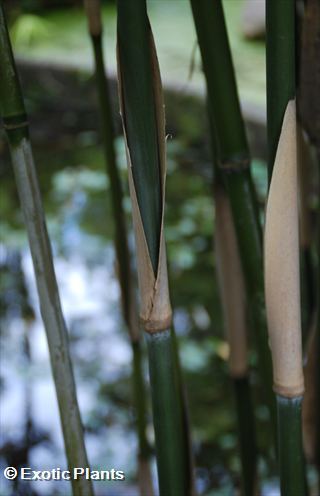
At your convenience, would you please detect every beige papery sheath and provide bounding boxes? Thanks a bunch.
[117,26,172,334]
[264,100,304,398]
[215,186,248,378]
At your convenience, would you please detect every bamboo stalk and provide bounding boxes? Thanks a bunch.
[266,0,295,183]
[0,4,93,495]
[234,377,257,495]
[116,1,191,494]
[303,313,320,467]
[117,0,161,275]
[83,3,153,493]
[297,125,316,334]
[303,163,320,484]
[298,1,320,478]
[215,178,257,495]
[277,397,305,496]
[212,107,257,492]
[266,3,307,493]
[264,101,306,496]
[317,201,320,476]
[189,0,276,442]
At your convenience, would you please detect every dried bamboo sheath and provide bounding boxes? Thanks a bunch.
[215,186,248,378]
[264,100,304,399]
[117,23,172,334]
[215,186,257,495]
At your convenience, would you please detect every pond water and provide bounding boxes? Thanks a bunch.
[0,63,279,496]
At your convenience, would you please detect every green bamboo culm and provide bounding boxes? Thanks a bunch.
[83,4,153,493]
[234,378,257,495]
[317,202,320,476]
[0,4,93,496]
[266,0,295,183]
[84,0,132,326]
[117,1,191,494]
[266,3,307,494]
[146,329,189,495]
[190,0,277,445]
[277,397,306,496]
[117,0,161,275]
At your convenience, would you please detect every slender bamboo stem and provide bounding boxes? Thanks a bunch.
[147,330,189,496]
[277,396,306,496]
[213,155,257,494]
[89,32,132,330]
[234,377,257,496]
[83,5,153,493]
[190,0,277,442]
[117,1,191,494]
[214,170,257,494]
[266,0,296,183]
[171,324,195,493]
[264,100,306,495]
[314,159,320,483]
[211,105,257,492]
[132,341,149,459]
[117,0,162,275]
[266,3,307,493]
[0,4,92,495]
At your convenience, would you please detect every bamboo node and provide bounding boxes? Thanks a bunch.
[273,383,305,398]
[219,155,250,172]
[141,313,172,334]
[4,120,29,130]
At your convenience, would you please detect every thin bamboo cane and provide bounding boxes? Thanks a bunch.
[298,1,320,478]
[303,313,320,467]
[116,1,191,494]
[266,0,295,183]
[0,4,93,495]
[277,397,305,496]
[317,202,320,477]
[212,111,257,492]
[117,0,161,275]
[215,177,257,495]
[264,100,306,496]
[234,377,257,495]
[83,3,153,494]
[266,2,307,493]
[303,163,320,485]
[297,126,316,334]
[189,0,276,442]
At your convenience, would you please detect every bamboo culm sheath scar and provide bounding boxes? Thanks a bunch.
[0,3,93,495]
